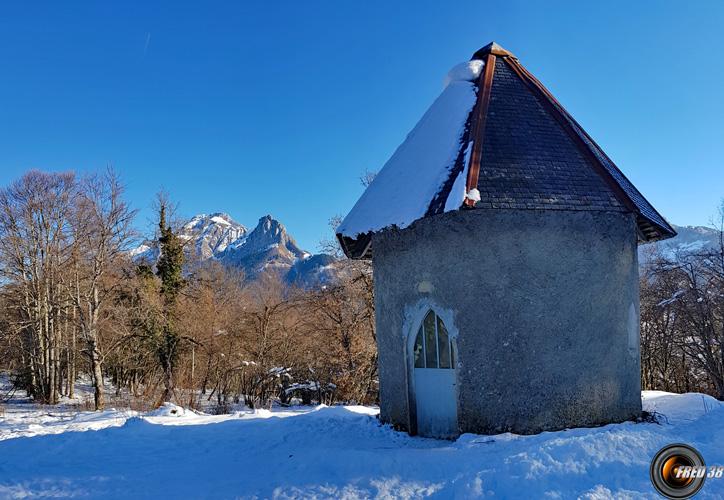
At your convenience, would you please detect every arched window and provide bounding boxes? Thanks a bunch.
[413,310,454,369]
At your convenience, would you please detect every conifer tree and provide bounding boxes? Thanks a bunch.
[157,203,184,303]
[156,200,185,402]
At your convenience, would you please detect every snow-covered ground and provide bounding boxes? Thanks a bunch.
[0,391,723,499]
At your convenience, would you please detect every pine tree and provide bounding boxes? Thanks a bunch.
[155,201,185,403]
[156,203,184,303]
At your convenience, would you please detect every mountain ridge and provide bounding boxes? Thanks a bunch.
[640,223,721,264]
[132,212,335,287]
[132,215,720,285]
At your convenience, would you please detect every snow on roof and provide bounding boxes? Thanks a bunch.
[337,61,482,240]
[443,60,484,88]
[443,141,473,212]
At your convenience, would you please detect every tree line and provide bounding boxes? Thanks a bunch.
[0,169,722,411]
[640,205,724,400]
[0,170,377,411]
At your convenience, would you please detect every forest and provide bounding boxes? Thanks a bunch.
[0,169,722,412]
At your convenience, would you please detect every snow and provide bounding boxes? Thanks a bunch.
[338,64,479,239]
[145,402,189,417]
[641,391,720,423]
[465,187,482,203]
[1,391,723,498]
[210,215,232,226]
[656,289,686,307]
[443,140,473,212]
[129,243,151,257]
[183,214,207,230]
[230,235,248,249]
[443,59,484,88]
[0,407,136,441]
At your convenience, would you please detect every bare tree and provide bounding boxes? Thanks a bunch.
[0,169,384,411]
[67,169,136,409]
[360,169,377,188]
[641,201,724,399]
[0,171,75,403]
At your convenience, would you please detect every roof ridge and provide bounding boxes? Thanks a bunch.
[471,42,515,60]
[463,52,497,207]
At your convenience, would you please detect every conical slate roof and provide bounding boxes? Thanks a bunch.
[337,42,676,259]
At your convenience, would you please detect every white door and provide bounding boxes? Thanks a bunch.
[412,310,457,438]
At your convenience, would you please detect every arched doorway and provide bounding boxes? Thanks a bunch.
[411,309,458,438]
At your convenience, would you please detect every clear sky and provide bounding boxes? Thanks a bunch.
[0,1,722,251]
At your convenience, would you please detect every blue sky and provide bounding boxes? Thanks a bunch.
[0,1,722,251]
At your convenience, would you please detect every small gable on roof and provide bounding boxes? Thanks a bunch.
[337,42,676,259]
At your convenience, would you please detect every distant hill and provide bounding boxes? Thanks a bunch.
[640,224,720,265]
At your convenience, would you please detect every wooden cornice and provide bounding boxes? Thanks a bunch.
[464,53,496,207]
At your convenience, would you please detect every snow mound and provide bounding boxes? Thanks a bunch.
[443,59,484,87]
[643,390,721,423]
[146,402,187,417]
[305,405,378,421]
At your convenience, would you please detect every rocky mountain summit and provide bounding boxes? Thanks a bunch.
[181,213,248,259]
[132,212,335,287]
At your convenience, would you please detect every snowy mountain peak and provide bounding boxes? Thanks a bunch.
[181,212,248,259]
[131,212,334,286]
[132,212,247,263]
[219,214,308,275]
[184,212,239,232]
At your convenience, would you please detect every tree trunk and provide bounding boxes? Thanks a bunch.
[189,346,196,407]
[68,318,76,399]
[90,339,105,410]
[161,363,174,403]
